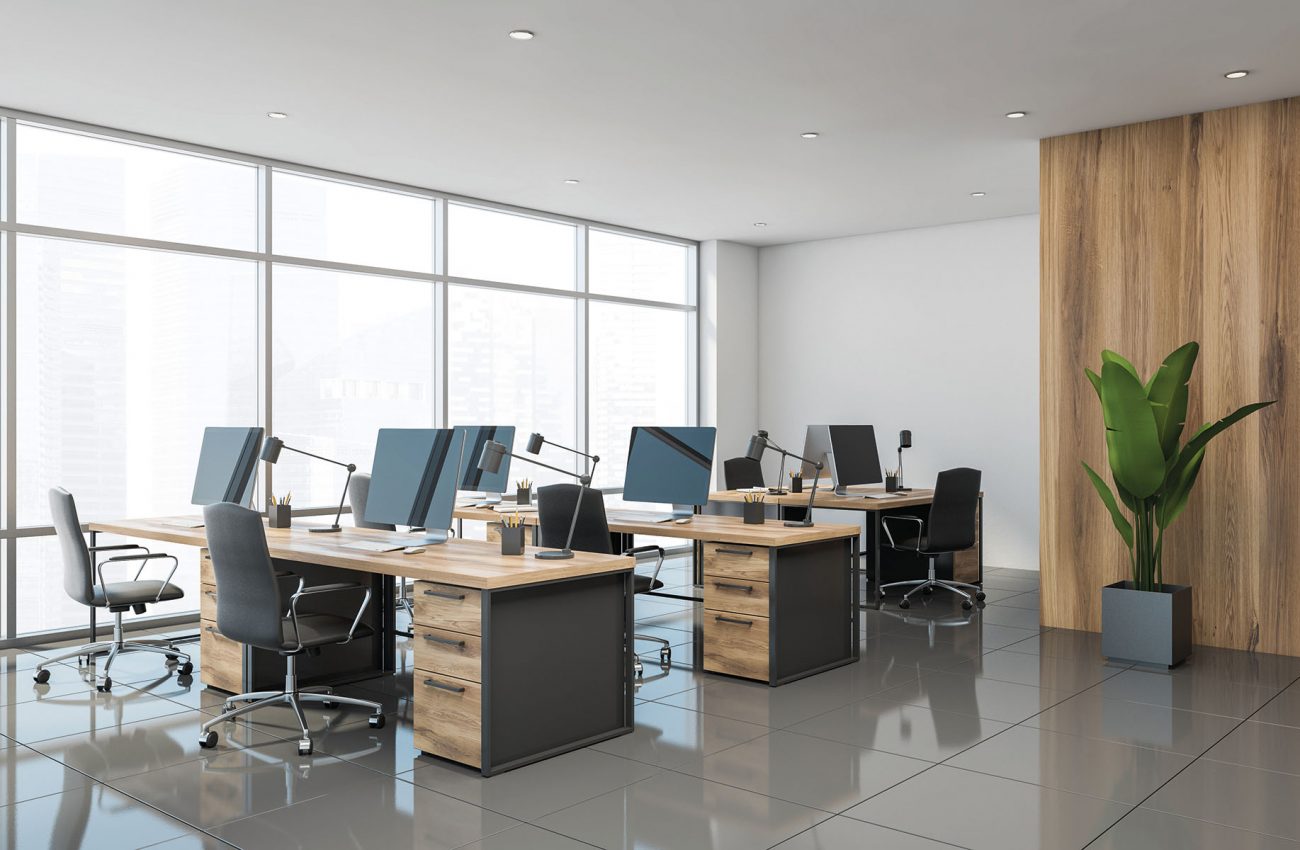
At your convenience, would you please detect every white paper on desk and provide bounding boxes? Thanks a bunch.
[861,493,903,500]
[491,504,539,513]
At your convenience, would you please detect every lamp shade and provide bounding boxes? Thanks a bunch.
[745,431,768,461]
[526,432,545,454]
[478,440,508,474]
[260,436,285,463]
[899,429,912,449]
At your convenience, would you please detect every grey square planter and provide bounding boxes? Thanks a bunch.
[1101,581,1193,668]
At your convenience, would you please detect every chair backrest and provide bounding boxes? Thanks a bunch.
[536,483,613,555]
[202,502,286,650]
[723,457,765,490]
[348,473,397,531]
[926,467,982,553]
[49,487,95,606]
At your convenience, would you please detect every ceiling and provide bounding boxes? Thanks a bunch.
[3,0,1300,246]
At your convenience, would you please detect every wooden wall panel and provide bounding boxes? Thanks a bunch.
[1041,96,1300,655]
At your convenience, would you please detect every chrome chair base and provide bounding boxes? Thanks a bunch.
[633,633,672,677]
[878,558,986,611]
[32,611,191,692]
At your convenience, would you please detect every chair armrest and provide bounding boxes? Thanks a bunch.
[88,543,149,554]
[881,515,925,552]
[623,544,666,583]
[96,552,179,606]
[286,582,372,652]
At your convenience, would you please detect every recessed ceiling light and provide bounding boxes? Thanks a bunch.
[508,30,535,40]
[970,192,986,197]
[266,111,288,119]
[1224,70,1249,79]
[800,131,820,139]
[753,222,768,227]
[1005,111,1028,119]
[563,178,580,185]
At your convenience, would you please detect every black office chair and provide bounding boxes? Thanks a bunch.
[536,483,672,676]
[34,488,193,692]
[197,502,384,756]
[877,467,985,610]
[723,457,765,490]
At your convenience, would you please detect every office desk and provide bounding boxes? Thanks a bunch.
[90,518,634,776]
[454,507,861,686]
[708,486,983,589]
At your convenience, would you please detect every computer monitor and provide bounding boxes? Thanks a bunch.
[453,425,515,503]
[191,426,264,507]
[826,425,883,494]
[622,426,717,518]
[364,428,465,545]
[800,425,834,480]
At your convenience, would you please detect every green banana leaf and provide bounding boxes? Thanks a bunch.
[1099,361,1167,499]
[1162,400,1277,512]
[1101,350,1141,383]
[1146,342,1198,458]
[1157,446,1204,529]
[1082,461,1134,547]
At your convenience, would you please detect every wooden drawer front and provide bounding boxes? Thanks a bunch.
[413,625,482,683]
[200,583,218,623]
[703,611,770,682]
[703,575,770,618]
[200,550,214,587]
[200,621,244,693]
[701,543,770,582]
[413,582,482,635]
[413,670,482,769]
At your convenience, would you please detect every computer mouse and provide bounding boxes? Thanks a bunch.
[404,547,426,555]
[673,517,691,525]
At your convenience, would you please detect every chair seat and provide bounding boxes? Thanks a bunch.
[634,574,666,594]
[93,580,185,608]
[279,613,375,652]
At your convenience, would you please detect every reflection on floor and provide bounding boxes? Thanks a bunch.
[2,563,1300,849]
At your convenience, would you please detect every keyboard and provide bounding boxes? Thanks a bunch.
[161,519,205,529]
[606,510,677,524]
[339,540,407,553]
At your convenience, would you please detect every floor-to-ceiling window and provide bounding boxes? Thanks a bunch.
[0,110,697,643]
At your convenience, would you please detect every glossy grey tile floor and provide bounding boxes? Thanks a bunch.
[3,564,1300,849]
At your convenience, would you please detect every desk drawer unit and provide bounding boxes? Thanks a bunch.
[413,582,482,636]
[200,621,244,694]
[703,612,771,681]
[413,624,482,683]
[199,583,218,623]
[703,575,770,618]
[414,671,484,769]
[702,543,771,582]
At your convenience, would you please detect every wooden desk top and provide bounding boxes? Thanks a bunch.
[453,505,858,547]
[89,518,632,590]
[709,487,940,511]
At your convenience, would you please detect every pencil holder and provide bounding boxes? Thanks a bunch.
[885,475,899,493]
[516,486,532,506]
[267,505,292,528]
[500,524,525,556]
[742,502,766,525]
[790,475,803,494]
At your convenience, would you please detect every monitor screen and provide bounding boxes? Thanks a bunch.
[365,428,464,529]
[191,426,264,506]
[827,425,882,487]
[453,425,515,492]
[800,425,834,479]
[622,426,717,506]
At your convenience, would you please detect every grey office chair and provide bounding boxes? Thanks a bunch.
[536,483,672,677]
[33,488,193,692]
[347,472,413,621]
[877,467,985,610]
[197,502,384,756]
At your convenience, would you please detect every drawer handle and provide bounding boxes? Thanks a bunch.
[712,581,754,592]
[423,589,466,600]
[423,678,466,694]
[204,591,216,598]
[715,548,753,557]
[204,625,216,633]
[715,615,754,627]
[422,633,467,648]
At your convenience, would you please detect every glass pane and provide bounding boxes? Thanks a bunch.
[272,171,434,272]
[589,230,690,303]
[16,534,199,635]
[588,303,691,489]
[272,266,435,508]
[447,286,578,485]
[16,236,259,528]
[448,204,576,290]
[16,124,258,251]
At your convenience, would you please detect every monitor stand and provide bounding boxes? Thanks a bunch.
[378,528,450,547]
[671,504,695,521]
[481,492,502,505]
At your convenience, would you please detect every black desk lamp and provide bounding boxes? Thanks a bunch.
[745,430,821,527]
[478,439,599,560]
[897,430,912,492]
[260,436,355,533]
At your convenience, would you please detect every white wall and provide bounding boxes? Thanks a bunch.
[699,240,760,488]
[757,215,1040,570]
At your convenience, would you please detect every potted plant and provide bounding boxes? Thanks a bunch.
[1083,342,1273,667]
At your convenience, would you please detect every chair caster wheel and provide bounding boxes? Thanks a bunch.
[922,586,934,595]
[898,599,910,610]
[634,664,644,679]
[877,589,886,599]
[199,731,218,749]
[660,649,672,665]
[962,600,974,610]
[323,700,338,709]
[368,714,386,729]
[33,668,50,685]
[975,591,986,601]
[178,662,194,676]
[298,740,313,757]
[97,677,112,692]
[166,653,179,662]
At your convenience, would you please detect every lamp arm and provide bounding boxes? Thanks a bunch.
[535,438,599,462]
[560,475,593,555]
[281,444,353,469]
[505,450,585,481]
[331,465,354,530]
